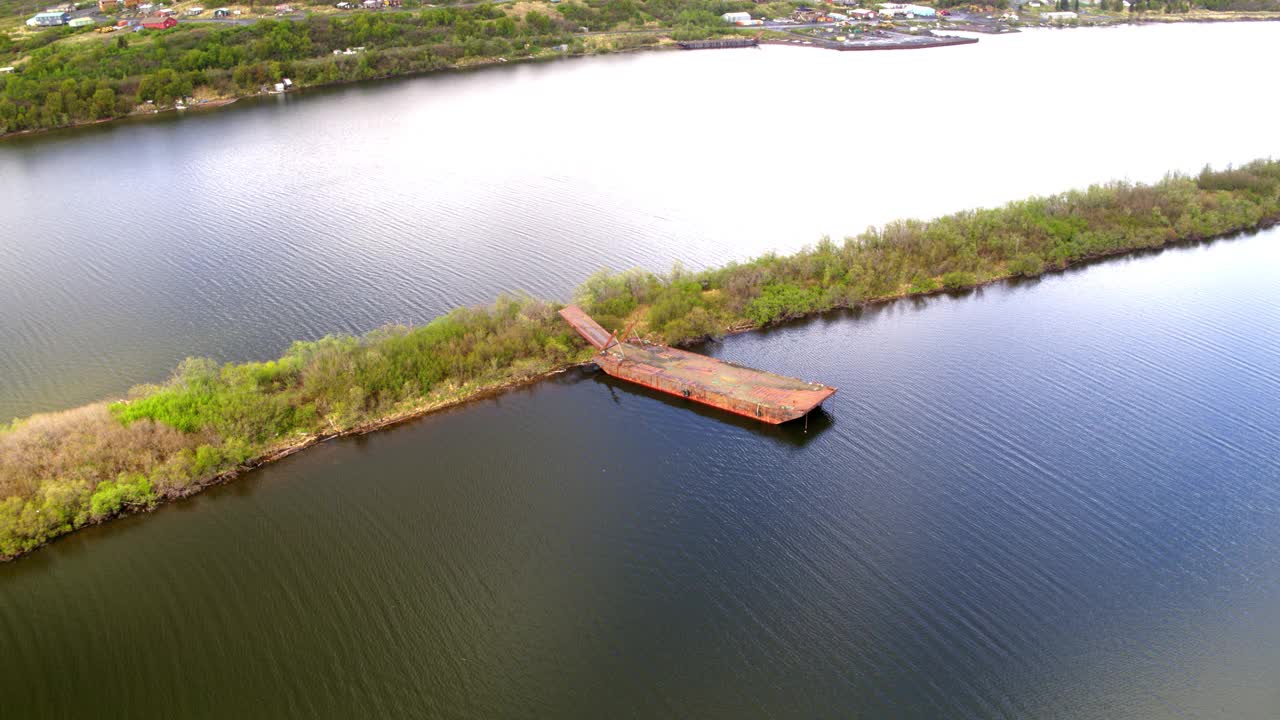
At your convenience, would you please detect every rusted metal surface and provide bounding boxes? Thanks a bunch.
[559,304,615,349]
[559,305,836,424]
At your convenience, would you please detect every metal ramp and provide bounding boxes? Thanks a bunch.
[559,305,616,350]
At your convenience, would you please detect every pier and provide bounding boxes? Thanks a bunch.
[677,38,759,50]
[559,305,835,424]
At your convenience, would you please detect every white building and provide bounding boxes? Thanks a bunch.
[1042,10,1078,20]
[28,10,70,26]
[721,11,751,24]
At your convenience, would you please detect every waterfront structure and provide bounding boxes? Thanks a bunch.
[1042,10,1079,20]
[559,306,835,425]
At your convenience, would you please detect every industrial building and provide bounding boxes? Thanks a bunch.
[878,3,936,18]
[140,14,177,29]
[27,11,70,26]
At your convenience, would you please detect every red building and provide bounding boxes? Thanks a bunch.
[140,15,177,29]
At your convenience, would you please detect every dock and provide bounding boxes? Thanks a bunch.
[677,38,759,50]
[559,305,835,424]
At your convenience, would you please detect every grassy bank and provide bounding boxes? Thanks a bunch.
[3,159,1280,560]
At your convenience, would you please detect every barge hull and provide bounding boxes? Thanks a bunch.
[559,306,835,424]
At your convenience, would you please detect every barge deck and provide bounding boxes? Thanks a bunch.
[559,305,835,424]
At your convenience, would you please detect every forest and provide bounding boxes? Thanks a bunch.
[2,159,1278,560]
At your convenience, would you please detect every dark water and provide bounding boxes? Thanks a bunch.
[2,228,1278,718]
[3,22,1280,420]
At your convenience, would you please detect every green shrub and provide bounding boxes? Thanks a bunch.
[745,284,823,326]
[577,274,635,318]
[1007,254,1045,277]
[0,497,25,558]
[89,473,155,520]
[648,280,706,332]
[1197,164,1279,196]
[908,275,939,294]
[661,306,723,344]
[941,271,978,290]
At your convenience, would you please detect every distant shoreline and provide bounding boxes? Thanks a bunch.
[3,14,1276,142]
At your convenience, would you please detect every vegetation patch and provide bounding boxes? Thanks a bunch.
[941,271,977,290]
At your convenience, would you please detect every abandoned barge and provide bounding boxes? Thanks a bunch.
[559,305,836,424]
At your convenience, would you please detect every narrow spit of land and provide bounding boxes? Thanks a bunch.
[2,159,1278,560]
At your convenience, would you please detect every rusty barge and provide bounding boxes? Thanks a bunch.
[559,305,836,425]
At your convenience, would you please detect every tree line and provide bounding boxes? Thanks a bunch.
[0,0,770,135]
[0,5,577,133]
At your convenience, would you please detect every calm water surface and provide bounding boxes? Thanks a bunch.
[2,20,1280,720]
[2,22,1279,419]
[1,230,1279,718]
